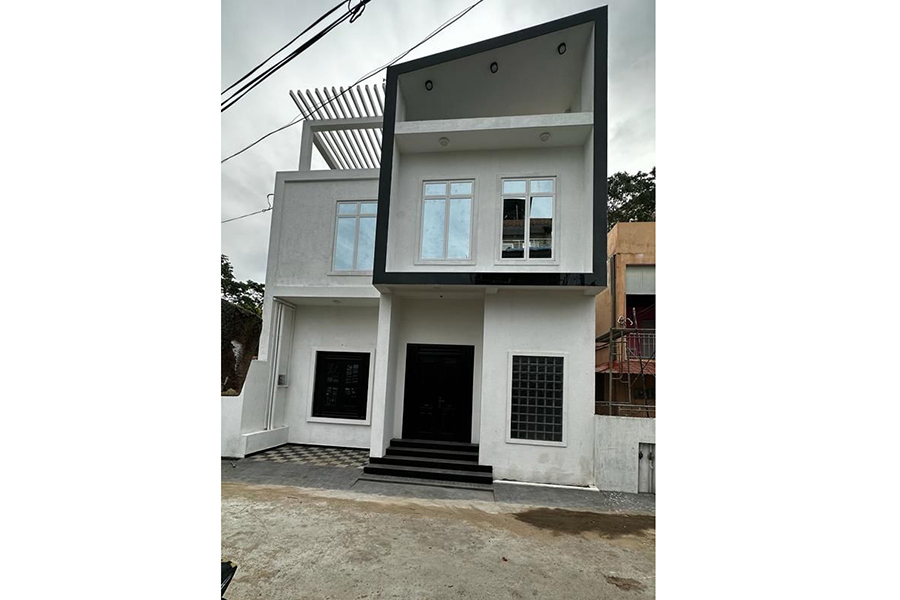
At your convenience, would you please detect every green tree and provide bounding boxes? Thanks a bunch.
[607,167,655,231]
[221,254,265,317]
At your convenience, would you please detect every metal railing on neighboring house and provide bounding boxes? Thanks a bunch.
[597,328,655,418]
[610,328,656,362]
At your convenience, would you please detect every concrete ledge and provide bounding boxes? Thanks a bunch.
[243,426,290,455]
[395,112,593,153]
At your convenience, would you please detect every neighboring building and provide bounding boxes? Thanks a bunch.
[223,7,613,489]
[594,221,655,493]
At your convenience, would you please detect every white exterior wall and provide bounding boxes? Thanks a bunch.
[480,291,596,485]
[221,394,244,458]
[385,145,591,273]
[594,416,656,493]
[389,297,485,443]
[283,304,379,449]
[259,171,379,362]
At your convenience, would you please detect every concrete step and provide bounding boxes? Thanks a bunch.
[385,446,480,462]
[390,438,479,452]
[362,463,493,485]
[370,455,492,472]
[356,473,494,491]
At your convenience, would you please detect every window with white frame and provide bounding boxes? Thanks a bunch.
[509,355,564,442]
[420,180,474,261]
[312,351,370,420]
[501,177,556,260]
[332,201,377,272]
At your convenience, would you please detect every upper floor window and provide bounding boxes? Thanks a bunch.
[332,201,377,272]
[420,180,474,261]
[501,177,556,260]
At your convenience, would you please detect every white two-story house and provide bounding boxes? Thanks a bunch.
[224,7,609,488]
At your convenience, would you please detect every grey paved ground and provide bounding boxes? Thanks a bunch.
[222,457,655,513]
[222,480,655,599]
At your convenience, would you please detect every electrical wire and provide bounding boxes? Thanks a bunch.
[221,0,347,97]
[221,0,488,164]
[222,1,371,112]
[221,194,274,224]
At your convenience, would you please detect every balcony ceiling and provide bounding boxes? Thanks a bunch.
[398,21,593,122]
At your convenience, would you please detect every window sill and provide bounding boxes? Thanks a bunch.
[307,416,371,426]
[327,271,373,277]
[413,259,477,267]
[494,259,561,267]
[505,437,567,448]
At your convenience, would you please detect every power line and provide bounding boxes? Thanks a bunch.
[222,195,274,224]
[221,0,488,164]
[221,0,347,97]
[222,0,371,112]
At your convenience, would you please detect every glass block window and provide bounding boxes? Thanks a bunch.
[312,351,370,420]
[510,355,564,442]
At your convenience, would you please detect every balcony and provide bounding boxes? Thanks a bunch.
[596,328,655,418]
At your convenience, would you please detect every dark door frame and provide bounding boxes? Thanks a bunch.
[402,343,475,442]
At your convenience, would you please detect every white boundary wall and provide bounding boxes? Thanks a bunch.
[594,415,656,493]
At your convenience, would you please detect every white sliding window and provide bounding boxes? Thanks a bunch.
[420,180,474,261]
[332,201,377,272]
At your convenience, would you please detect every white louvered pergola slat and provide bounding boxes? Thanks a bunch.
[290,83,385,170]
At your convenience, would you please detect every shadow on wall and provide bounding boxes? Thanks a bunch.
[221,299,261,394]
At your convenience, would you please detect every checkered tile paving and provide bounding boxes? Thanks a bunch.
[247,444,369,468]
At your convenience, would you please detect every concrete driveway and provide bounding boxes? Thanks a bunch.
[222,480,655,599]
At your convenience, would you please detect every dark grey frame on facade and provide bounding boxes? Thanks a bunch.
[372,6,608,287]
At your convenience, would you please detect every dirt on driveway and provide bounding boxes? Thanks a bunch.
[221,481,655,599]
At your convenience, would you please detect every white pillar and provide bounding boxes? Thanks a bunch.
[369,292,398,457]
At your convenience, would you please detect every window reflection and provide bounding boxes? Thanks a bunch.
[500,178,555,260]
[502,197,526,258]
[421,199,445,259]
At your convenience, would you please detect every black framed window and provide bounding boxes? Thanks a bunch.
[312,351,370,420]
[510,355,564,442]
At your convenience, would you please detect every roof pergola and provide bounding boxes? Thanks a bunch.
[290,84,385,170]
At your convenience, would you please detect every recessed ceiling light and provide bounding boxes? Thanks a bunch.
[558,42,567,55]
[540,132,551,142]
[490,61,498,74]
[439,137,450,147]
[425,79,433,91]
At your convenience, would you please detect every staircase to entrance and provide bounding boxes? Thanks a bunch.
[359,439,494,490]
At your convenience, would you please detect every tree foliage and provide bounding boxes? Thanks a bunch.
[221,254,265,317]
[607,167,655,231]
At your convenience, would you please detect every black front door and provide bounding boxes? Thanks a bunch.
[402,344,474,442]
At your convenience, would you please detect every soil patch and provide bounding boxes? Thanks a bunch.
[513,507,654,538]
[605,575,645,591]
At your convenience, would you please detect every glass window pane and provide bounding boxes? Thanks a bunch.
[530,179,554,194]
[530,196,553,219]
[356,216,376,271]
[447,198,472,259]
[502,180,526,195]
[333,217,356,270]
[450,181,473,196]
[359,202,377,215]
[502,197,525,259]
[337,203,357,215]
[529,196,553,258]
[424,182,447,197]
[421,199,446,259]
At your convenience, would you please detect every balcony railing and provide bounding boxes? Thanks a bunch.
[610,328,655,362]
[596,328,655,418]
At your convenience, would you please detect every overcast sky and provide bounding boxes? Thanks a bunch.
[222,0,654,283]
